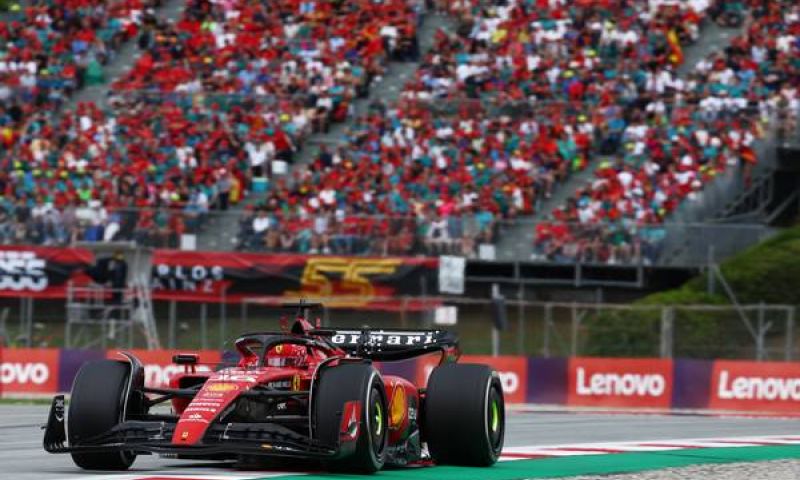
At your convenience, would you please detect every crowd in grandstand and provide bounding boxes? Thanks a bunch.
[0,0,156,137]
[534,0,799,264]
[0,0,797,264]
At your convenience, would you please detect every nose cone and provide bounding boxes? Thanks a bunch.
[172,381,241,445]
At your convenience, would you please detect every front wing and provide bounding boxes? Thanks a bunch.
[43,395,342,459]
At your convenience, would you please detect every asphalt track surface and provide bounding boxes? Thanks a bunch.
[4,405,800,480]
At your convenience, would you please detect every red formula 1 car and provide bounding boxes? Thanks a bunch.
[44,303,505,473]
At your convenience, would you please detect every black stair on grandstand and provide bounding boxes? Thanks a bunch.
[67,0,186,110]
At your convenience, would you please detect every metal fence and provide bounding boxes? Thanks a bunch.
[2,296,794,361]
[238,298,797,361]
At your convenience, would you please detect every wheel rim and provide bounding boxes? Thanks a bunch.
[486,386,504,451]
[374,400,383,435]
[490,398,500,433]
[368,387,386,456]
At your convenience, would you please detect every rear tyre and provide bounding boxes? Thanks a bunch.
[313,363,388,473]
[423,363,505,466]
[68,360,136,470]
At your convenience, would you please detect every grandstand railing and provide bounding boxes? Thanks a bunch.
[0,206,774,267]
[493,220,774,267]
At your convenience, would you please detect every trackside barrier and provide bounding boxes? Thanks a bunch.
[4,349,800,413]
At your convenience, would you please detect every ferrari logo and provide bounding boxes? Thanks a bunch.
[275,344,283,354]
[181,431,189,440]
[292,373,301,391]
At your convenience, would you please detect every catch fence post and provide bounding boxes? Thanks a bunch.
[168,300,177,349]
[543,303,553,358]
[756,302,767,361]
[570,303,579,357]
[200,303,208,350]
[660,306,674,359]
[219,290,227,348]
[517,284,524,355]
[786,307,796,362]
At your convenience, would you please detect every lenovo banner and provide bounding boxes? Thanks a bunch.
[464,355,528,404]
[4,347,800,415]
[567,357,673,409]
[0,348,60,395]
[106,349,222,389]
[413,354,528,404]
[709,360,800,412]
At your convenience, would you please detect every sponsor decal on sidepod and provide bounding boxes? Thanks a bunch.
[206,382,239,392]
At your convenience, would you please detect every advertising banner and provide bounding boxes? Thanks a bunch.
[0,348,60,394]
[58,349,106,392]
[106,349,222,389]
[463,355,528,404]
[709,360,800,412]
[3,346,800,415]
[567,357,674,409]
[151,251,438,308]
[0,245,438,309]
[0,246,93,299]
[527,358,568,405]
[411,354,528,404]
[672,359,713,409]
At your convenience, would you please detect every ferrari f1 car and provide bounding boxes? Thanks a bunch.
[43,303,505,473]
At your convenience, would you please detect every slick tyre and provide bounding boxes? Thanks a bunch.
[68,360,136,470]
[313,363,388,473]
[423,363,505,466]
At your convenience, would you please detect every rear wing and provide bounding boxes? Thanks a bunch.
[312,328,460,362]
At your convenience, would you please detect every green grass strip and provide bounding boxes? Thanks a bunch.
[0,397,55,405]
[260,445,800,480]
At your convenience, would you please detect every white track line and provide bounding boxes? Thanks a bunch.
[499,435,800,460]
[46,473,293,480]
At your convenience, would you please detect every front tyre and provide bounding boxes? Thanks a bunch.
[423,363,505,466]
[313,363,388,473]
[68,360,136,470]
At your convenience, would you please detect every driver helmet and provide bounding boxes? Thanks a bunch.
[265,343,307,367]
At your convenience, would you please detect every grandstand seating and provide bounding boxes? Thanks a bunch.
[239,0,723,256]
[0,0,798,263]
[535,0,798,264]
[0,0,154,136]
